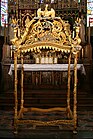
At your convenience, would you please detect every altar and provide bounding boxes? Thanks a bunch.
[9,63,85,88]
[9,64,85,74]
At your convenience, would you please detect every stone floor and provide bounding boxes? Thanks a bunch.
[0,109,93,139]
[0,129,93,139]
[0,130,93,139]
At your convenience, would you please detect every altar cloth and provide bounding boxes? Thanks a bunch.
[8,64,86,76]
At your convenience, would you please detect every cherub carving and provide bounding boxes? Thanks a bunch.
[37,8,43,17]
[37,4,55,18]
[44,4,55,18]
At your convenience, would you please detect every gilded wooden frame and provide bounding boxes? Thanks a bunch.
[11,5,82,134]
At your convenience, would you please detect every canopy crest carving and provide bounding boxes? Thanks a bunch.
[11,4,81,54]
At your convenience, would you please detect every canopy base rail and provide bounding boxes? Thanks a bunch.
[13,106,76,134]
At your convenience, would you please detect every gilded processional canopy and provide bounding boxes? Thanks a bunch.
[11,5,82,133]
[11,4,82,55]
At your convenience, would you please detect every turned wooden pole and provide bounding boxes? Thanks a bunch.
[21,53,24,109]
[67,53,71,117]
[73,52,78,132]
[14,51,18,133]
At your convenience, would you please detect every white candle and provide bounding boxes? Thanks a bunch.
[45,57,48,63]
[36,57,39,63]
[49,57,53,64]
[41,56,44,63]
[54,57,57,63]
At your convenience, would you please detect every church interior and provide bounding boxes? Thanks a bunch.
[0,0,93,138]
